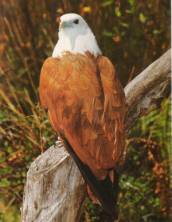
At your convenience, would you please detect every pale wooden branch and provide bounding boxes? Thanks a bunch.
[21,143,85,222]
[125,49,171,128]
[21,49,171,222]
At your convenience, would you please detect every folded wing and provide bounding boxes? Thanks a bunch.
[39,53,126,179]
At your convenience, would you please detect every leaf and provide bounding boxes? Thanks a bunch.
[102,30,114,37]
[82,6,92,13]
[128,0,135,6]
[115,7,121,17]
[139,13,147,23]
[101,0,113,7]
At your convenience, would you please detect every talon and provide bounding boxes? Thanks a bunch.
[56,137,64,147]
[87,185,100,205]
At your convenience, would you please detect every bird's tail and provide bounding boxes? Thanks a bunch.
[63,139,119,220]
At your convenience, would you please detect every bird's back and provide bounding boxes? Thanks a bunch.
[39,52,126,179]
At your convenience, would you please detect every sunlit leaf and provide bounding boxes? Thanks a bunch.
[115,7,121,17]
[102,30,114,37]
[139,12,147,23]
[101,0,113,7]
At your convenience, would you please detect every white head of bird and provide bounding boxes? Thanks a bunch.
[52,13,102,57]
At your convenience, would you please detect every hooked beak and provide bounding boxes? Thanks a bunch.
[59,21,72,30]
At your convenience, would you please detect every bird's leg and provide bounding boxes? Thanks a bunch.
[109,169,115,183]
[87,185,100,205]
[55,136,64,148]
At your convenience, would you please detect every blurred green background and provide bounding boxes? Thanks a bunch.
[0,0,171,221]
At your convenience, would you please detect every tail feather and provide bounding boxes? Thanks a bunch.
[63,139,119,219]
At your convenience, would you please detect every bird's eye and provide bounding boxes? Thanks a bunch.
[73,19,79,24]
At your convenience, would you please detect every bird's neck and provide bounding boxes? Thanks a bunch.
[52,29,102,57]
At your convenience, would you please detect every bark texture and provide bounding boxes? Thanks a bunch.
[125,49,171,129]
[22,142,85,222]
[21,49,171,222]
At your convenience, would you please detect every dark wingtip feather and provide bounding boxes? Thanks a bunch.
[63,139,119,219]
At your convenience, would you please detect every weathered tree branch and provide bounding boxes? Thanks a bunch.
[125,49,171,128]
[21,49,171,222]
[22,143,85,222]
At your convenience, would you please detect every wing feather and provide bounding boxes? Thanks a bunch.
[97,56,126,161]
[39,53,126,179]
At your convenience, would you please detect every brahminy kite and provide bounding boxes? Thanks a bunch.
[39,13,126,218]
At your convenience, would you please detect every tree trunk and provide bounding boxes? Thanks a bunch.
[21,49,171,222]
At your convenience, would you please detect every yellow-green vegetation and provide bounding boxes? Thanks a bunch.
[82,100,171,222]
[0,0,170,221]
[0,199,20,222]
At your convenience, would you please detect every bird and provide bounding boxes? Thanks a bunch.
[39,13,126,219]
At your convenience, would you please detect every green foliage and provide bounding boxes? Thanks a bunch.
[118,100,171,222]
[0,91,56,204]
[82,100,171,222]
[0,200,20,222]
[0,0,170,221]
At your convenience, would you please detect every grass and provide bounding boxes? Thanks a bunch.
[0,1,170,221]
